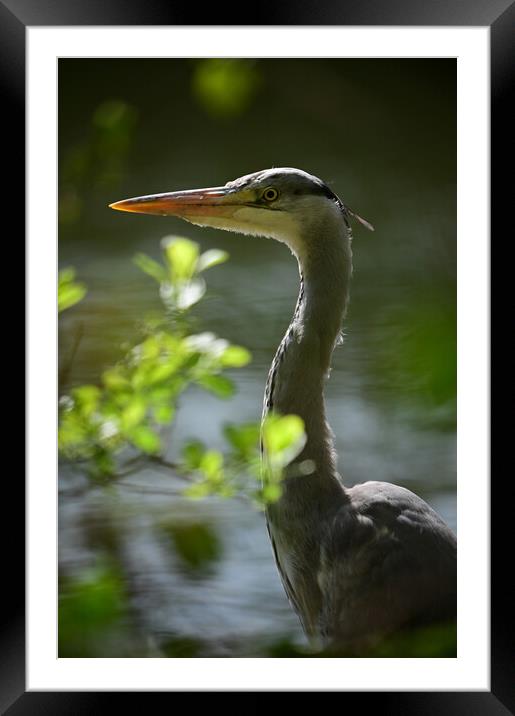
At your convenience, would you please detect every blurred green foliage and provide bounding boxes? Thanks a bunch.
[372,298,456,429]
[180,412,307,506]
[59,239,248,475]
[134,236,229,312]
[266,621,457,658]
[58,267,87,312]
[59,555,456,658]
[392,303,456,407]
[160,521,222,574]
[59,236,307,506]
[261,414,310,503]
[192,59,261,118]
[59,561,129,657]
[60,99,138,225]
[160,636,206,657]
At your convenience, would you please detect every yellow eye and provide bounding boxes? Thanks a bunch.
[262,187,279,202]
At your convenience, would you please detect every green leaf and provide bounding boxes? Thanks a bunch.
[141,335,161,360]
[145,361,180,386]
[93,450,116,477]
[128,425,161,453]
[148,386,174,403]
[199,450,223,480]
[153,404,175,424]
[133,252,167,283]
[58,416,87,451]
[71,385,101,417]
[220,345,251,367]
[182,440,205,470]
[262,414,306,466]
[261,483,282,503]
[183,482,212,499]
[162,237,199,282]
[223,422,260,458]
[120,397,146,430]
[72,384,101,403]
[161,522,222,571]
[196,374,235,398]
[59,564,125,634]
[102,368,130,392]
[197,249,229,272]
[59,267,76,283]
[58,272,87,312]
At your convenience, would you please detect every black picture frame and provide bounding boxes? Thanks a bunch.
[7,0,509,711]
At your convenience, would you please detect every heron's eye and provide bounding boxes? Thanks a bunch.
[262,187,279,202]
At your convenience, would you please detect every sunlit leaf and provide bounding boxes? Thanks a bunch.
[102,368,130,392]
[71,385,101,417]
[182,440,205,470]
[196,374,235,398]
[58,418,87,450]
[59,267,76,283]
[223,422,260,458]
[121,397,146,430]
[58,284,86,312]
[146,361,180,386]
[162,236,199,282]
[262,414,306,466]
[220,345,251,367]
[199,450,223,480]
[183,481,212,499]
[133,252,167,284]
[197,249,229,272]
[58,268,87,312]
[261,483,282,503]
[128,425,161,453]
[140,335,161,360]
[153,404,175,424]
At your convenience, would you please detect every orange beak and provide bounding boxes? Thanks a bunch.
[109,186,249,219]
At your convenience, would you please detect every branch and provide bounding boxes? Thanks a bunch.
[59,320,84,386]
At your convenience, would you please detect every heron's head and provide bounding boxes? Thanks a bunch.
[110,167,373,259]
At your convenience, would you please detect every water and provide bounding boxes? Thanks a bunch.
[58,58,456,656]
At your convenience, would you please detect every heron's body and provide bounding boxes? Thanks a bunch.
[111,167,457,650]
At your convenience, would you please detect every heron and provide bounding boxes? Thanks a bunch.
[110,167,457,652]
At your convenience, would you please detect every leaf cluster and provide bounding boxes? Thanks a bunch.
[58,236,307,505]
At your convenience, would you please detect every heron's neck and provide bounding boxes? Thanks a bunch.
[265,214,352,483]
[297,239,351,369]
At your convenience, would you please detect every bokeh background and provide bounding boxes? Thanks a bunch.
[58,58,456,657]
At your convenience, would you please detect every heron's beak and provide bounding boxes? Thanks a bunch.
[109,186,253,219]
